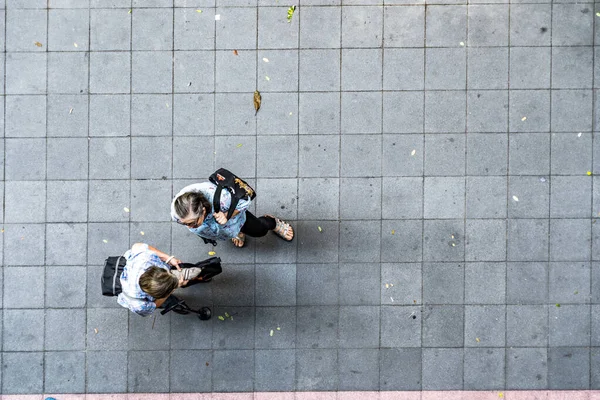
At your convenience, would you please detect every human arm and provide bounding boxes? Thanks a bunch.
[213,194,250,225]
[131,243,182,270]
[154,297,169,308]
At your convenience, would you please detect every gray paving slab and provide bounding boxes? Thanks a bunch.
[339,348,379,390]
[44,351,86,393]
[48,9,89,52]
[383,92,422,134]
[47,94,88,137]
[46,266,87,307]
[422,348,463,390]
[86,351,128,393]
[3,352,43,394]
[463,348,505,390]
[45,309,86,350]
[4,267,44,308]
[467,48,508,89]
[128,350,170,392]
[424,134,465,176]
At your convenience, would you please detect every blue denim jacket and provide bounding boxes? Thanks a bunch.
[171,182,251,241]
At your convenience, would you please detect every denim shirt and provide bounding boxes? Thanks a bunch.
[171,182,251,241]
[116,243,170,317]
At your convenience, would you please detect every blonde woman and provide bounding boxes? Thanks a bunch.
[117,243,205,316]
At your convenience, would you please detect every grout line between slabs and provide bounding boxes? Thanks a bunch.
[463,0,469,391]
[420,0,427,391]
[83,0,92,394]
[546,0,554,387]
[41,1,49,394]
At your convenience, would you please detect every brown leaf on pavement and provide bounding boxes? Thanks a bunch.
[254,90,261,116]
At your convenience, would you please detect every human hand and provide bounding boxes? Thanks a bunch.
[169,257,182,269]
[213,211,228,225]
[178,275,189,287]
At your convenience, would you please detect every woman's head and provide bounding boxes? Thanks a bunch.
[139,267,179,299]
[174,192,211,227]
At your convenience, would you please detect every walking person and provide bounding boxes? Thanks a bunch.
[116,242,215,316]
[171,178,294,248]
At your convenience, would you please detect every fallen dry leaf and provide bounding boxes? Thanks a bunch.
[254,90,261,115]
[208,251,216,256]
[34,41,43,47]
[94,328,99,334]
[588,171,593,176]
[233,50,238,56]
[196,9,203,13]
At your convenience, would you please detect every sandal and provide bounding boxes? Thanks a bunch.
[266,215,294,242]
[232,233,246,248]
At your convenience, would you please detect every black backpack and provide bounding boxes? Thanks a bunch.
[209,168,256,220]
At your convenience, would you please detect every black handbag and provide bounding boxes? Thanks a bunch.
[209,168,256,220]
[178,257,222,287]
[101,256,126,297]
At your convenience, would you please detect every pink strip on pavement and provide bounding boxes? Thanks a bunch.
[3,391,600,400]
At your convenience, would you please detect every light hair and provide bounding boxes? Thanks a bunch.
[139,267,179,299]
[174,192,210,221]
